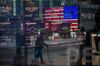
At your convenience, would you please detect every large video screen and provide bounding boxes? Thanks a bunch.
[64,6,78,19]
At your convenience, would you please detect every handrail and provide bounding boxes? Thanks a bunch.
[22,40,83,48]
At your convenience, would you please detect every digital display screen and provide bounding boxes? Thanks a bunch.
[64,6,78,19]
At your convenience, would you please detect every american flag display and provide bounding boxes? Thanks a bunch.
[64,6,78,22]
[45,7,64,22]
[45,6,79,31]
[45,22,61,31]
[70,22,79,31]
[45,7,63,31]
[64,6,79,31]
[45,6,78,22]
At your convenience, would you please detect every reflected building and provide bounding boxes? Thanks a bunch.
[79,0,100,31]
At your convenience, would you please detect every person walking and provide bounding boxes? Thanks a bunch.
[80,27,86,37]
[33,32,48,64]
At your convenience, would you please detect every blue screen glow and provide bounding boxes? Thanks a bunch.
[64,6,78,19]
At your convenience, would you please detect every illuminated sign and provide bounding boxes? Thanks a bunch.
[25,22,36,32]
[64,6,78,19]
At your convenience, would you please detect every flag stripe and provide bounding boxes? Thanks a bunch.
[70,24,78,26]
[70,26,78,28]
[70,22,79,31]
[45,16,63,18]
[45,10,64,13]
[45,13,64,16]
[45,18,63,20]
[45,7,64,21]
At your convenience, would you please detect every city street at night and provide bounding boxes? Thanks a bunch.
[0,0,100,66]
[0,38,83,66]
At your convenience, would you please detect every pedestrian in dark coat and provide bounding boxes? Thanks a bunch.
[34,32,48,64]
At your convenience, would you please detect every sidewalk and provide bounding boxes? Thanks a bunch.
[27,38,83,66]
[0,38,83,66]
[27,46,80,66]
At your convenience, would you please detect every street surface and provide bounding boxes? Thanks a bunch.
[0,38,83,66]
